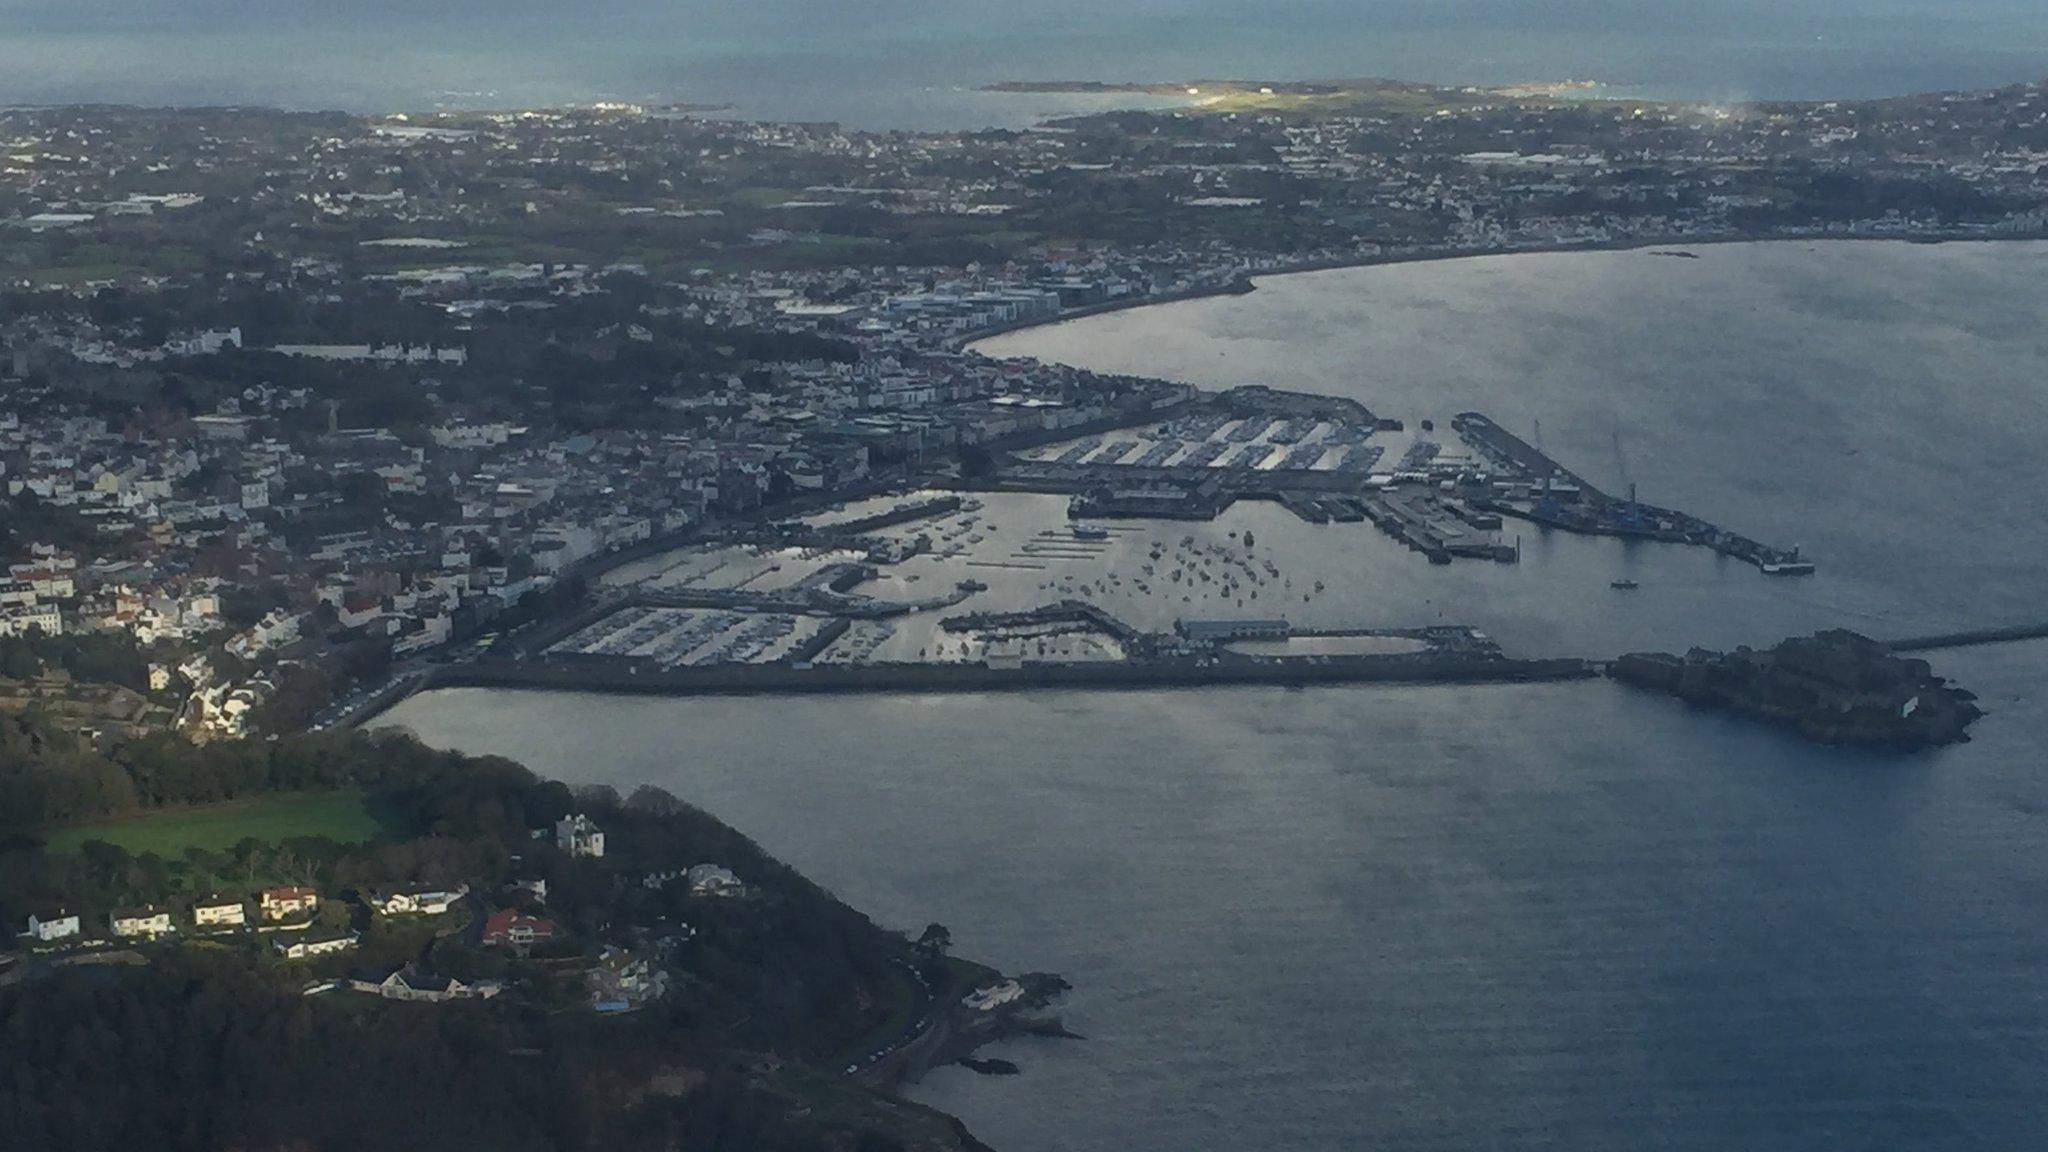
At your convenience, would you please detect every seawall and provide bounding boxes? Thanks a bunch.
[1887,622,2048,653]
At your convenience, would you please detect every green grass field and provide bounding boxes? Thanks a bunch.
[44,792,394,855]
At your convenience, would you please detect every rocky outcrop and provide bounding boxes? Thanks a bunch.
[1611,629,1982,749]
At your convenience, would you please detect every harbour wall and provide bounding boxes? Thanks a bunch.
[378,653,1596,714]
[1887,622,2048,653]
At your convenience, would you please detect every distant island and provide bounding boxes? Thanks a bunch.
[1611,630,1984,749]
[976,77,1500,114]
[980,77,1603,109]
[984,77,1599,94]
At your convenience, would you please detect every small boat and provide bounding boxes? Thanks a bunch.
[1609,579,1640,590]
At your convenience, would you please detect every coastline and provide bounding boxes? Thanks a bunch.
[957,229,2048,350]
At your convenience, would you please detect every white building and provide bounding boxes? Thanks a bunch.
[165,327,242,356]
[351,968,503,1002]
[109,905,175,938]
[390,613,453,657]
[0,602,62,638]
[192,897,247,928]
[271,343,467,366]
[556,813,606,858]
[685,864,744,898]
[431,421,516,450]
[26,911,80,942]
[275,930,359,960]
[226,609,302,658]
[962,979,1028,1012]
[370,883,469,916]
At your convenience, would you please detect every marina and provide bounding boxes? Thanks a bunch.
[567,475,1848,677]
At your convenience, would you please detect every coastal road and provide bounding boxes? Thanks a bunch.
[843,959,937,1080]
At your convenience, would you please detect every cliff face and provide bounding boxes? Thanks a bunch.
[1611,630,1982,749]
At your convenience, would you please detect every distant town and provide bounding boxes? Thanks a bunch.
[0,76,2043,742]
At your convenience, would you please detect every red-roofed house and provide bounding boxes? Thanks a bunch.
[481,909,558,949]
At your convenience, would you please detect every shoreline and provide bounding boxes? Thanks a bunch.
[959,229,2048,350]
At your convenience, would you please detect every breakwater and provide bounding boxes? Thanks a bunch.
[368,653,1595,717]
[345,615,2048,732]
[1887,622,2048,653]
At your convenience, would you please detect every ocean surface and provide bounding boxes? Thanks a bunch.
[384,241,2048,1150]
[3,2,2047,126]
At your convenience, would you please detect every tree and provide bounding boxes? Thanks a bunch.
[570,784,621,814]
[958,443,997,481]
[78,840,132,889]
[626,785,688,817]
[0,641,39,681]
[182,847,225,894]
[521,781,574,828]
